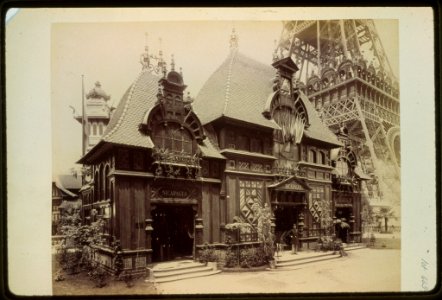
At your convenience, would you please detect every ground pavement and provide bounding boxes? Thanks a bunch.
[154,248,400,294]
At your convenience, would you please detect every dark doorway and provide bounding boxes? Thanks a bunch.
[335,207,352,243]
[151,205,195,262]
[274,206,298,248]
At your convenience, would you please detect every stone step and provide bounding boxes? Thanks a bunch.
[344,244,366,251]
[149,260,221,283]
[276,251,334,264]
[152,261,206,274]
[153,265,213,278]
[276,253,342,268]
[153,270,222,284]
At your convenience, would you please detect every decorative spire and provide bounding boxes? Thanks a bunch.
[140,32,150,70]
[162,61,167,78]
[158,38,163,59]
[272,39,279,62]
[170,54,175,71]
[157,82,163,99]
[86,80,110,101]
[180,67,183,77]
[186,91,193,103]
[229,28,239,50]
[144,32,149,53]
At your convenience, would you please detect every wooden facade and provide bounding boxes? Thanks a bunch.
[77,44,368,274]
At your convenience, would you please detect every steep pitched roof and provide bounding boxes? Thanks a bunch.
[193,50,279,129]
[300,92,342,147]
[80,69,224,163]
[100,70,158,148]
[193,50,341,147]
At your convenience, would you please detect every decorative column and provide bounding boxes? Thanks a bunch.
[297,211,305,250]
[144,218,153,264]
[219,191,226,242]
[194,216,204,246]
[270,214,276,236]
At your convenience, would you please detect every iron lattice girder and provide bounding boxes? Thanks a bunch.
[322,97,359,126]
[280,19,397,83]
[320,97,393,164]
[321,96,398,130]
[284,20,316,37]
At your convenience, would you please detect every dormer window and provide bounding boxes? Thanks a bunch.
[335,158,350,177]
[153,123,194,155]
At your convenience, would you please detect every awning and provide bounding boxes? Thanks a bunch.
[198,139,226,160]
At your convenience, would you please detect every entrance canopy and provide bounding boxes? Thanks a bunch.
[269,176,310,207]
[268,175,311,192]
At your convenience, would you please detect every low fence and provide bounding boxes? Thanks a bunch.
[363,225,401,233]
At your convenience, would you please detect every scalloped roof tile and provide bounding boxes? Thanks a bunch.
[193,51,279,129]
[193,50,341,147]
[101,70,157,148]
[84,70,223,160]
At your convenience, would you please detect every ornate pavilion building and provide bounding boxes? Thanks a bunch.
[76,30,369,274]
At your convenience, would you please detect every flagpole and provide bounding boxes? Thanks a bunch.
[81,74,85,155]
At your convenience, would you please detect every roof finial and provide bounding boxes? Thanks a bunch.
[162,60,167,78]
[144,32,149,52]
[272,39,279,62]
[230,28,239,50]
[171,54,175,71]
[179,67,183,77]
[140,32,150,70]
[157,82,163,99]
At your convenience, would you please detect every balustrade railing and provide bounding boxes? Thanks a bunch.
[239,231,259,243]
[299,228,327,239]
[273,167,306,177]
[226,228,259,243]
[152,148,200,167]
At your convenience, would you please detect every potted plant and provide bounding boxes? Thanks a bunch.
[198,244,218,270]
[252,203,276,268]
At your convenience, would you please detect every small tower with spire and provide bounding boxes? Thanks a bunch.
[74,81,112,154]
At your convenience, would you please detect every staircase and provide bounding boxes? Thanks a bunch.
[344,243,367,251]
[275,243,366,269]
[149,260,221,283]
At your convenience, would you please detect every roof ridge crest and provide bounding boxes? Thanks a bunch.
[222,51,237,115]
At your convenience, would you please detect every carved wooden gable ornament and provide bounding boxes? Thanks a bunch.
[139,65,206,143]
[268,175,311,192]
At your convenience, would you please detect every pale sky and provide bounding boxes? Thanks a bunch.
[52,20,398,177]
